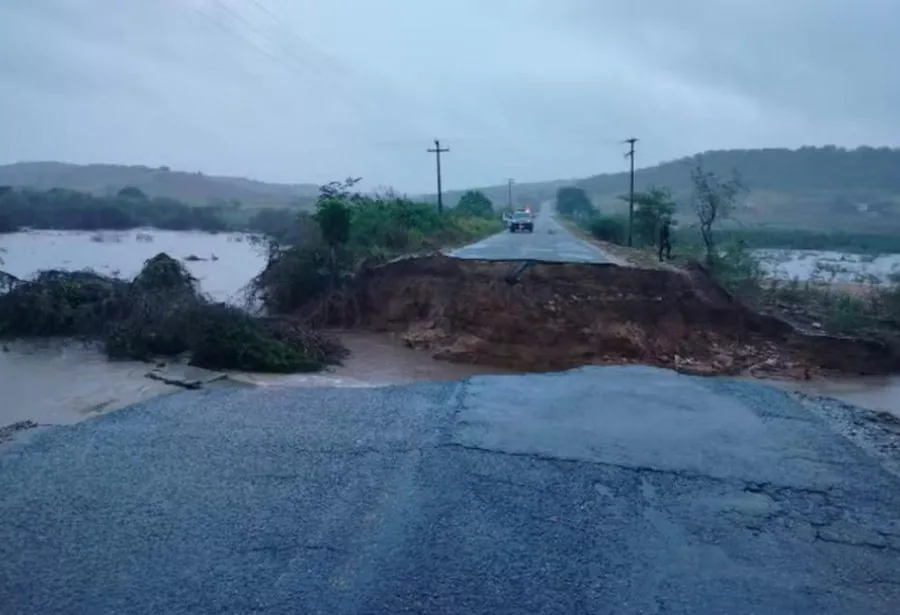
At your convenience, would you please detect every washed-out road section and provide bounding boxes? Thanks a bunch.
[2,366,899,614]
[447,207,625,264]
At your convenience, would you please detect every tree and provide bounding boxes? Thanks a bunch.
[690,160,744,263]
[620,186,677,247]
[117,186,147,200]
[556,186,594,219]
[314,178,357,284]
[314,197,351,250]
[455,190,493,217]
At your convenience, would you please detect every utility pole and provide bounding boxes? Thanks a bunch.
[507,178,514,210]
[624,138,638,247]
[427,139,449,214]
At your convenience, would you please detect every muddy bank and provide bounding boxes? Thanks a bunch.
[347,254,899,378]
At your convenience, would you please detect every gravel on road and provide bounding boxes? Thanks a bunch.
[2,365,899,614]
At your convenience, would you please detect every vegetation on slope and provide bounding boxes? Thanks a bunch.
[0,182,502,242]
[582,146,900,235]
[0,180,501,368]
[248,180,502,317]
[449,146,900,239]
[0,161,319,208]
[556,163,900,351]
[0,254,343,372]
[577,146,900,194]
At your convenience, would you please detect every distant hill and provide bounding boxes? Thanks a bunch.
[579,146,900,232]
[0,162,320,209]
[443,146,900,233]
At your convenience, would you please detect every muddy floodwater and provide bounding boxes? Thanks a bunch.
[0,229,508,425]
[0,229,268,302]
[755,248,900,285]
[1,229,899,426]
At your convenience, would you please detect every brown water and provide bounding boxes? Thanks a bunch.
[2,229,899,427]
[771,376,900,420]
[0,333,509,426]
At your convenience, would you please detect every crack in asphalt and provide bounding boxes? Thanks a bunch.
[264,438,899,560]
[3,368,900,613]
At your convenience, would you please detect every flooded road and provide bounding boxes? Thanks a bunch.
[2,229,899,427]
[0,229,509,427]
[0,332,510,426]
[773,375,900,420]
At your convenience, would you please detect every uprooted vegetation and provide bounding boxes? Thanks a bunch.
[0,181,502,372]
[0,253,344,372]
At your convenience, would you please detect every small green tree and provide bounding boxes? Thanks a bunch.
[455,190,493,217]
[314,178,358,283]
[556,186,594,219]
[588,215,627,244]
[634,187,677,247]
[314,198,351,249]
[117,186,147,200]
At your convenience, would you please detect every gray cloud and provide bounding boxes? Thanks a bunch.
[1,0,897,192]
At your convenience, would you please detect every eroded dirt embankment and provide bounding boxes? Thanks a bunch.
[346,254,899,378]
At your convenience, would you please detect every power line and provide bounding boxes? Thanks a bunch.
[427,139,450,214]
[244,0,351,79]
[624,137,638,247]
[205,1,356,103]
[191,0,399,133]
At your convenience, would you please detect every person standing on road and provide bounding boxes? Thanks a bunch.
[658,217,672,262]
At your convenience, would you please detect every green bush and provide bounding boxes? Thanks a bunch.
[0,253,343,372]
[705,241,765,296]
[587,215,627,245]
[248,185,501,315]
[187,304,323,373]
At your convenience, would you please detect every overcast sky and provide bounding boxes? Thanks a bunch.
[1,0,898,192]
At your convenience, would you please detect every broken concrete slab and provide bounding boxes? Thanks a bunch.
[145,363,229,390]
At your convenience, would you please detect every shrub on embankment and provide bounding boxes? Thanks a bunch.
[0,253,343,372]
[553,176,900,354]
[247,180,503,317]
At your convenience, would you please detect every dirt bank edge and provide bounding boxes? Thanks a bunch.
[347,254,898,378]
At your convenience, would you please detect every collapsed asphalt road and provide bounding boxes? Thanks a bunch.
[2,366,899,614]
[447,207,625,264]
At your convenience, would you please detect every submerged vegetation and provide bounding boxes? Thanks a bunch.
[0,179,501,370]
[0,254,343,372]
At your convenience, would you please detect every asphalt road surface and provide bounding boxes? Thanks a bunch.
[448,207,625,264]
[2,366,899,614]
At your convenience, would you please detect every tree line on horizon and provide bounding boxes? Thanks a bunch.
[0,182,503,239]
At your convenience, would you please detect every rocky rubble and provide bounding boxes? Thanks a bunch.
[347,255,899,378]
